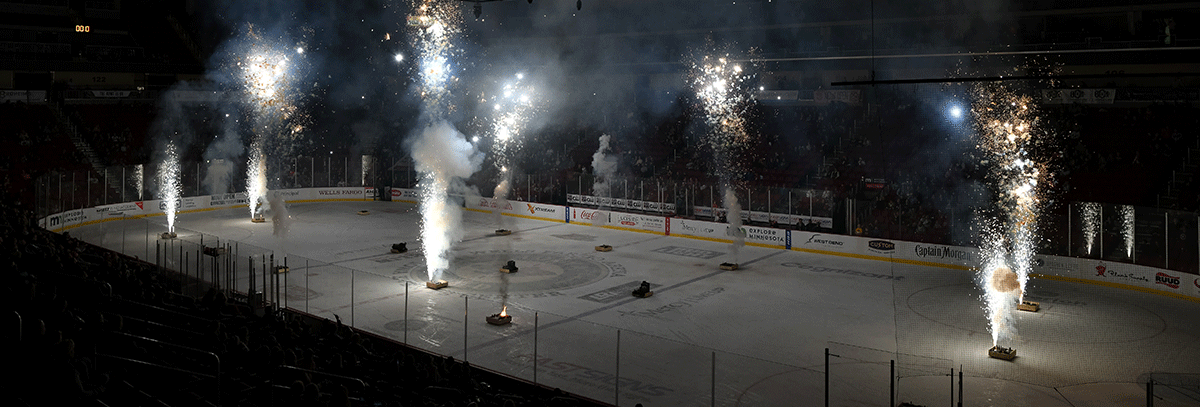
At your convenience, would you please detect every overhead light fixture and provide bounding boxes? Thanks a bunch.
[577,0,581,10]
[474,3,482,19]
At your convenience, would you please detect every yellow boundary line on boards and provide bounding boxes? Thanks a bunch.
[1031,273,1200,304]
[581,222,1199,303]
[51,204,252,233]
[464,207,567,223]
[50,200,1199,303]
[49,198,379,233]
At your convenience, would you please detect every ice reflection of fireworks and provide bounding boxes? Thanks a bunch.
[972,84,1053,346]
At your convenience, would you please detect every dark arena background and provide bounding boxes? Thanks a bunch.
[4,1,1200,406]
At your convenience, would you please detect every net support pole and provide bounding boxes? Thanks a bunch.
[711,351,716,407]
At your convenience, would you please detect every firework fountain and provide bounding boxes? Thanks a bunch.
[1120,205,1135,258]
[157,143,181,236]
[972,85,1051,350]
[690,52,756,263]
[1080,202,1101,256]
[407,0,482,284]
[134,164,144,200]
[237,33,299,221]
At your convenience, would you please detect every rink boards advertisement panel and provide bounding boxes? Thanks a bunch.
[37,187,1200,301]
[1030,255,1200,300]
[471,197,566,222]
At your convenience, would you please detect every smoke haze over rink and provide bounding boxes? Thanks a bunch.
[70,201,1200,406]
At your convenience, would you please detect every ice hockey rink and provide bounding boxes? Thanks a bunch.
[67,200,1200,407]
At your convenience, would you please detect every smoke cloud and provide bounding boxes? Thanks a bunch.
[591,134,617,198]
[410,120,484,282]
[268,193,293,238]
[724,186,745,262]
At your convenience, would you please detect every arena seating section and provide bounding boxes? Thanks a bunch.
[0,193,607,406]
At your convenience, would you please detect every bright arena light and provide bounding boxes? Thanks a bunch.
[394,53,404,62]
[950,106,963,118]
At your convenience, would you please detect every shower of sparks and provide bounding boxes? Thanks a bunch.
[1080,202,1101,256]
[690,51,756,183]
[689,48,757,261]
[240,48,293,116]
[409,0,469,283]
[409,0,462,116]
[1120,205,1135,258]
[134,164,144,200]
[972,84,1053,347]
[247,140,267,219]
[157,143,181,233]
[233,26,307,220]
[488,73,539,200]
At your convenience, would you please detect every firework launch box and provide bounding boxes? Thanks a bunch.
[486,313,512,325]
[719,262,739,271]
[160,232,177,239]
[500,260,519,273]
[632,282,653,298]
[390,243,408,254]
[1018,300,1040,312]
[595,244,613,252]
[357,210,370,216]
[495,229,512,236]
[426,280,448,290]
[274,266,289,274]
[251,215,266,223]
[988,346,1016,361]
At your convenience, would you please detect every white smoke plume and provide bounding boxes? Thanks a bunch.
[268,193,293,238]
[411,120,483,282]
[724,186,745,262]
[591,134,617,199]
[202,106,244,195]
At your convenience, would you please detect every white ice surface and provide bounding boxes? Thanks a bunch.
[70,201,1200,406]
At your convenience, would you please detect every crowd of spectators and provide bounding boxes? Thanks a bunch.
[1,188,607,406]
